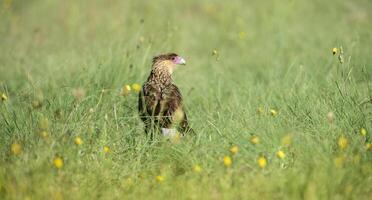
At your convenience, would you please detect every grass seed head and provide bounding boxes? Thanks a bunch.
[270,109,278,117]
[360,128,367,137]
[121,85,131,96]
[337,47,344,63]
[332,47,338,55]
[1,92,8,101]
[326,112,335,123]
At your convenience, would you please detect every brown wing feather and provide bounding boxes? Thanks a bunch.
[139,84,161,117]
[160,84,183,128]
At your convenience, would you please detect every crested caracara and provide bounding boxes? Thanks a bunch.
[138,53,193,138]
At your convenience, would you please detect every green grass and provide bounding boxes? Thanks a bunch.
[1,0,372,199]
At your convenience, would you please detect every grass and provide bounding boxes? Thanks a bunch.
[1,0,372,199]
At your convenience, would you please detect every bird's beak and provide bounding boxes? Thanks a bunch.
[176,56,186,65]
[179,57,186,65]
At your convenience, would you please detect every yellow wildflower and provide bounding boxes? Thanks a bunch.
[365,143,372,151]
[337,135,348,150]
[334,155,346,168]
[38,117,49,131]
[74,137,83,145]
[155,175,164,183]
[31,100,42,109]
[281,134,292,147]
[257,106,264,114]
[120,85,131,96]
[276,150,286,159]
[269,109,278,117]
[332,47,338,55]
[11,143,22,155]
[40,131,49,138]
[53,157,63,169]
[230,145,238,154]
[250,135,260,145]
[257,156,267,169]
[212,49,218,55]
[360,128,367,137]
[1,92,8,101]
[239,31,246,40]
[132,83,141,93]
[223,156,232,167]
[103,146,110,153]
[193,165,202,173]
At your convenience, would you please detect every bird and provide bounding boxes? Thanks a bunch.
[138,53,193,138]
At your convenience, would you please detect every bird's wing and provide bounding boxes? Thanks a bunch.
[138,84,161,117]
[162,84,184,122]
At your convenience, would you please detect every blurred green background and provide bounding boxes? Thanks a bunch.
[1,0,371,199]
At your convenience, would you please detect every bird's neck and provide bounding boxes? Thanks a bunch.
[148,65,173,86]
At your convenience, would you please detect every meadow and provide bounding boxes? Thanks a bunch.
[1,0,372,199]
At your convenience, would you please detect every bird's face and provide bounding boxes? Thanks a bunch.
[170,55,186,65]
[152,53,186,74]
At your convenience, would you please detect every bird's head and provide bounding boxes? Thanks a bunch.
[152,53,186,74]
